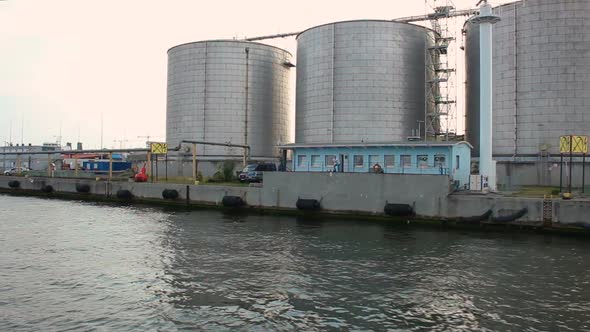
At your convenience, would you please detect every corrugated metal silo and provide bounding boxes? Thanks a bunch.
[166,40,292,158]
[465,0,590,158]
[295,20,434,144]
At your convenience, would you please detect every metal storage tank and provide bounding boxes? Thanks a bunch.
[295,20,434,144]
[166,40,292,158]
[465,0,590,158]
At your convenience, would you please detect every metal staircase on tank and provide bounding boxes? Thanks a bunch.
[424,0,458,141]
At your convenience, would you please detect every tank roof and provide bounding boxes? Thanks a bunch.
[296,19,434,39]
[167,39,292,56]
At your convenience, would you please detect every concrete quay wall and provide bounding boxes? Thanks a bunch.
[1,174,590,228]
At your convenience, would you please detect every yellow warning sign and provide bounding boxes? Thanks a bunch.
[560,135,588,154]
[150,142,168,154]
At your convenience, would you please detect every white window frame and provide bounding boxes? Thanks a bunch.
[417,155,429,169]
[384,155,395,168]
[325,155,336,167]
[401,155,411,168]
[297,155,307,167]
[434,155,446,168]
[311,155,321,168]
[369,155,380,167]
[354,155,364,168]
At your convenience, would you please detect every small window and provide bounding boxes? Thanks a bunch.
[456,155,460,169]
[311,155,321,168]
[401,155,411,168]
[384,155,395,168]
[434,155,446,168]
[354,155,364,168]
[369,155,380,167]
[297,155,307,167]
[417,155,429,168]
[325,155,336,167]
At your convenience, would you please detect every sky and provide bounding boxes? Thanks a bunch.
[0,0,512,149]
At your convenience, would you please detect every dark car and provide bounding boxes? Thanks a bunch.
[239,164,258,182]
[244,163,276,183]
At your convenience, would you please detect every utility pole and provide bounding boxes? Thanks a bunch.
[100,113,104,150]
[113,139,128,149]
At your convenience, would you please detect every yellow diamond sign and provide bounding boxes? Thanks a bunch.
[560,135,588,154]
[150,142,168,154]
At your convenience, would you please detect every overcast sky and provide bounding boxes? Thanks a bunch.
[0,0,512,149]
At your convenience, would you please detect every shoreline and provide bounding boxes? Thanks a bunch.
[2,175,589,237]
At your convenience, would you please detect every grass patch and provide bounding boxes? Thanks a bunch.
[512,186,561,198]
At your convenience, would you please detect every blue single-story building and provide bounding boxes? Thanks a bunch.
[278,141,472,188]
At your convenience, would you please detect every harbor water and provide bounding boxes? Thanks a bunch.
[1,194,589,331]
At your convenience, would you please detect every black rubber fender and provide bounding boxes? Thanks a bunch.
[75,183,91,193]
[384,203,414,217]
[569,222,590,230]
[40,185,54,193]
[116,189,133,200]
[492,208,528,223]
[162,189,179,200]
[222,196,244,207]
[296,198,321,211]
[8,180,20,188]
[456,209,493,223]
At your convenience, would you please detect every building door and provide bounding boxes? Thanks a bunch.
[340,154,348,172]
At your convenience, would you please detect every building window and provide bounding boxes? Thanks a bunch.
[311,155,321,168]
[456,155,460,169]
[384,155,395,168]
[369,155,380,167]
[325,155,336,167]
[401,155,411,168]
[434,155,446,168]
[354,155,364,168]
[417,155,429,168]
[297,155,307,167]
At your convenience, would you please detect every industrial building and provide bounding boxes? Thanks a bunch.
[166,40,293,176]
[1,143,62,172]
[278,141,472,188]
[464,0,590,187]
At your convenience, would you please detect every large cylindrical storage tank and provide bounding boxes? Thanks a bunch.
[295,20,434,144]
[166,41,292,159]
[465,0,590,158]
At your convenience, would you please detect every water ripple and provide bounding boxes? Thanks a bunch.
[1,195,590,331]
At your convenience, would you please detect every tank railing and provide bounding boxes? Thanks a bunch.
[394,8,479,23]
[243,32,299,41]
[172,140,251,184]
[241,8,478,42]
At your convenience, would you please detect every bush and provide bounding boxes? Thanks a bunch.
[208,161,236,183]
[221,160,235,181]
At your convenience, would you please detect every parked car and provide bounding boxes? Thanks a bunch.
[239,164,258,182]
[241,163,277,183]
[3,167,31,176]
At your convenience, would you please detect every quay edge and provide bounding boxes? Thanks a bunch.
[1,173,590,235]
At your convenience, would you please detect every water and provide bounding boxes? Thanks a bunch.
[1,195,589,331]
